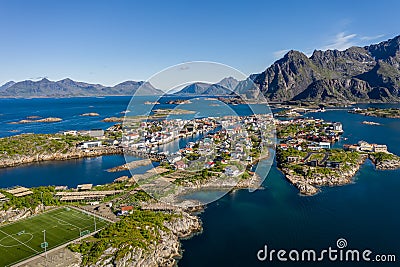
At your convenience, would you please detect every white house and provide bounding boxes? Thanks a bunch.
[63,130,77,136]
[81,141,102,149]
[333,122,343,132]
[319,142,331,149]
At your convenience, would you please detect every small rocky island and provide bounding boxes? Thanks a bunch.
[80,112,100,116]
[166,99,192,104]
[102,116,124,122]
[9,117,62,124]
[349,107,400,118]
[102,109,195,123]
[152,108,195,115]
[362,121,381,126]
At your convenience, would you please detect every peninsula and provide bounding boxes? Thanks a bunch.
[275,117,400,195]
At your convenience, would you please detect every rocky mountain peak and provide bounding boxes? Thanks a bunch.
[250,35,400,102]
[367,35,400,60]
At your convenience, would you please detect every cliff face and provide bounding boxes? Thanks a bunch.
[251,51,322,101]
[251,35,400,102]
[293,78,373,101]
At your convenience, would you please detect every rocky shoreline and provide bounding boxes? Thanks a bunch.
[102,116,124,122]
[349,108,400,119]
[80,112,100,116]
[0,147,123,168]
[9,117,62,124]
[83,211,202,267]
[281,155,367,196]
[166,99,192,105]
[106,159,152,172]
[369,154,400,170]
[362,120,381,126]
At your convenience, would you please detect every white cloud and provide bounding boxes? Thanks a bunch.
[360,34,385,41]
[273,49,290,59]
[322,32,357,51]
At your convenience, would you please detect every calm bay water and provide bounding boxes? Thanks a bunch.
[0,155,155,188]
[179,106,400,267]
[0,97,399,266]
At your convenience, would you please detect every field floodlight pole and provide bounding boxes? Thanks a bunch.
[42,229,47,261]
[94,214,97,232]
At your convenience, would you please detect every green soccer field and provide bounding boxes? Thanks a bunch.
[0,207,110,266]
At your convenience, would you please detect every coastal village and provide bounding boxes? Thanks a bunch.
[0,106,400,266]
[0,110,275,266]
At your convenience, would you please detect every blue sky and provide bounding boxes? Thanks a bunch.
[1,0,399,86]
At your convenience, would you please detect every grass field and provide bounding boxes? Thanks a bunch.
[0,207,109,266]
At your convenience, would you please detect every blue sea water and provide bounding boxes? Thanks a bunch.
[0,155,156,188]
[179,106,400,267]
[0,97,399,266]
[0,96,270,138]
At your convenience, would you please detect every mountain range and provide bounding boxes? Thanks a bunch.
[0,78,163,97]
[173,77,239,96]
[174,35,400,102]
[249,35,400,102]
[1,35,399,102]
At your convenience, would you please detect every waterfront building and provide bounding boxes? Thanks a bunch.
[333,122,343,132]
[373,144,388,153]
[77,184,93,191]
[358,141,373,152]
[318,142,331,149]
[63,130,78,136]
[81,141,102,149]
